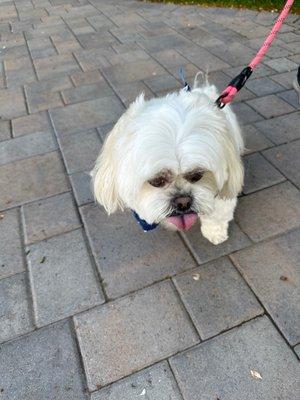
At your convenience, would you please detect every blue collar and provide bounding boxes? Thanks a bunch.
[132,211,158,232]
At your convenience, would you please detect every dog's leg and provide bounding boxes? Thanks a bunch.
[200,197,237,245]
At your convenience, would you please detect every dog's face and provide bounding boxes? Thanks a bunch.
[92,86,243,231]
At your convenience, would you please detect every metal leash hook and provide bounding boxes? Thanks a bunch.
[178,66,191,92]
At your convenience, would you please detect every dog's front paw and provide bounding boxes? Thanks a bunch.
[201,222,228,245]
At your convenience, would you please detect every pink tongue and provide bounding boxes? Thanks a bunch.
[167,213,198,231]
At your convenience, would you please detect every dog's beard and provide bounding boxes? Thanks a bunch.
[132,177,217,231]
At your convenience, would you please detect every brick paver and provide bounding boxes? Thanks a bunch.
[243,152,285,194]
[170,317,300,400]
[263,140,300,187]
[0,321,87,399]
[0,0,299,398]
[80,205,196,298]
[231,229,300,346]
[91,361,183,400]
[0,208,24,279]
[173,257,263,339]
[23,192,81,244]
[74,281,199,389]
[27,229,104,327]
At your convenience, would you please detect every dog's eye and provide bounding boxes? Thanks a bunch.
[186,171,203,183]
[148,177,167,188]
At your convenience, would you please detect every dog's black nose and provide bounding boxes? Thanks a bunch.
[173,196,192,212]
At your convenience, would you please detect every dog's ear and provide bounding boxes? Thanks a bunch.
[91,94,145,213]
[91,127,123,214]
[218,140,244,199]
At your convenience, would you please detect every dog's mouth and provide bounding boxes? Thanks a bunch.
[166,211,198,231]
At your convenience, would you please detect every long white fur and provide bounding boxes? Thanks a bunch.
[91,81,244,244]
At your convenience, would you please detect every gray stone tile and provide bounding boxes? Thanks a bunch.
[33,53,80,80]
[0,273,33,343]
[167,63,200,82]
[295,344,300,359]
[70,70,104,86]
[247,95,295,119]
[0,320,88,399]
[50,97,124,135]
[113,81,153,107]
[0,44,28,64]
[28,229,104,327]
[58,129,101,174]
[70,171,93,206]
[236,181,300,242]
[231,87,256,104]
[173,257,263,340]
[0,151,69,210]
[105,49,150,67]
[242,124,273,154]
[4,56,36,88]
[0,120,11,142]
[80,204,196,299]
[0,131,57,166]
[76,31,116,49]
[263,140,300,188]
[270,71,297,89]
[264,57,298,73]
[182,222,251,265]
[246,76,285,96]
[0,87,27,119]
[103,59,166,86]
[231,229,300,345]
[0,208,24,280]
[91,361,183,400]
[151,49,188,69]
[12,111,53,138]
[278,32,300,43]
[74,281,199,389]
[263,45,291,59]
[27,37,57,59]
[87,14,115,30]
[74,47,112,71]
[51,33,81,53]
[277,89,300,109]
[208,42,255,67]
[254,112,300,144]
[23,192,81,245]
[243,153,285,194]
[143,74,181,95]
[231,102,264,125]
[61,82,114,104]
[177,45,229,72]
[138,34,190,53]
[289,54,300,64]
[25,76,72,113]
[170,316,300,400]
[97,123,114,141]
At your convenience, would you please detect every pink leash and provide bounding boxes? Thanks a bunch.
[216,0,295,108]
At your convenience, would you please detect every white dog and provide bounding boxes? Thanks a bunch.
[91,79,244,245]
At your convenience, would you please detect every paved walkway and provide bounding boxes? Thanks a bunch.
[0,0,300,399]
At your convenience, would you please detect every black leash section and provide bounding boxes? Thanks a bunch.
[215,66,253,108]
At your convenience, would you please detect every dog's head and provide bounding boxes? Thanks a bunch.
[91,85,243,231]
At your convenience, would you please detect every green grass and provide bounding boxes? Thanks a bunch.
[149,0,300,14]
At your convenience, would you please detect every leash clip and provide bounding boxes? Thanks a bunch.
[178,66,191,92]
[215,66,253,108]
